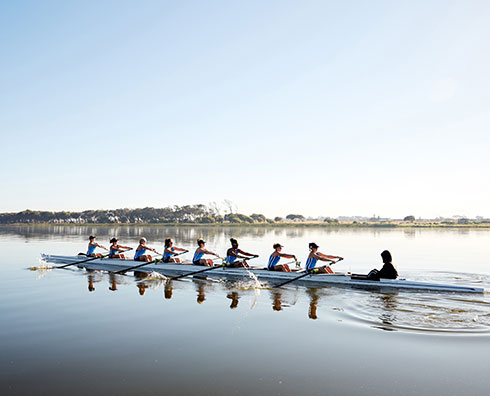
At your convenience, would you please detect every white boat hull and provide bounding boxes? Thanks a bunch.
[41,254,485,294]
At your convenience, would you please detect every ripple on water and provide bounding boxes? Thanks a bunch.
[336,278,490,334]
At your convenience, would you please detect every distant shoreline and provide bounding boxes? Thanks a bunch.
[2,222,490,228]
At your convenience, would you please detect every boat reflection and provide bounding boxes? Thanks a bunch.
[81,271,402,329]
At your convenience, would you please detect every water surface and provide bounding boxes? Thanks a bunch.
[1,226,489,395]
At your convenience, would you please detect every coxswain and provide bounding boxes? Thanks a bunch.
[193,238,220,266]
[267,243,297,272]
[86,236,107,257]
[305,242,343,274]
[225,238,258,268]
[367,250,398,280]
[162,238,188,263]
[108,238,132,259]
[134,238,159,262]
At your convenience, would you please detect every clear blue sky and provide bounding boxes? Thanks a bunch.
[1,0,489,218]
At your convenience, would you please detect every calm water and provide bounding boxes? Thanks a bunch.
[1,225,489,396]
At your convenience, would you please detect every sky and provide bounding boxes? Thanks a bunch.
[0,0,489,219]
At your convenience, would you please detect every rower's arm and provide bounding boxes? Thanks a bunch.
[120,245,132,250]
[314,253,335,262]
[238,249,257,257]
[278,253,296,260]
[202,248,219,256]
[174,247,188,252]
[318,252,341,260]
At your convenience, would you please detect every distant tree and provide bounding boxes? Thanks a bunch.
[224,214,241,223]
[285,214,305,221]
[224,213,254,223]
[274,216,283,222]
[208,201,222,217]
[250,213,267,223]
[323,217,339,224]
[403,215,415,222]
[223,199,237,214]
[236,214,254,223]
[196,216,216,223]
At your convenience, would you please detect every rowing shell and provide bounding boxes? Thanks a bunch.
[41,254,485,294]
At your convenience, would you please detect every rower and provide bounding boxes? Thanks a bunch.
[305,242,343,274]
[225,238,258,268]
[162,238,188,263]
[267,243,297,272]
[86,236,107,257]
[134,238,159,262]
[108,238,132,259]
[193,238,220,266]
[367,250,398,280]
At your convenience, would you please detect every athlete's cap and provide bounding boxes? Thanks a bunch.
[197,238,206,244]
[309,242,319,249]
[139,237,147,243]
[110,238,118,243]
[89,235,96,240]
[273,243,283,249]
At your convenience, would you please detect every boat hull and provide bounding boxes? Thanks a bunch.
[40,254,485,293]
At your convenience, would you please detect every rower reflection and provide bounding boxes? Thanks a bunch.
[271,290,283,311]
[226,291,240,309]
[378,293,399,330]
[109,273,118,291]
[137,283,148,296]
[307,288,320,320]
[196,281,206,304]
[87,273,96,292]
[164,281,173,299]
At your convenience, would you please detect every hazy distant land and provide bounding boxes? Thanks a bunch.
[0,206,488,228]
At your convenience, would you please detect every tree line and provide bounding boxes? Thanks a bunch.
[0,206,314,224]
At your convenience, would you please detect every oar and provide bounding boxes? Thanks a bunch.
[170,255,260,281]
[273,258,342,288]
[167,250,188,260]
[113,252,162,275]
[55,248,132,269]
[169,259,229,280]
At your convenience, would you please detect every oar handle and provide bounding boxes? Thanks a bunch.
[273,258,343,288]
[170,262,227,280]
[55,248,132,269]
[113,253,163,275]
